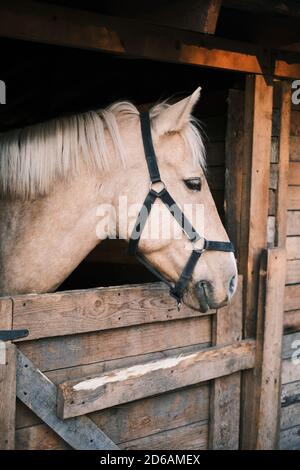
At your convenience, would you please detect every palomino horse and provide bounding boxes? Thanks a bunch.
[0,88,237,312]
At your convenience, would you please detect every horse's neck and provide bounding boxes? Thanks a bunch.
[0,171,110,296]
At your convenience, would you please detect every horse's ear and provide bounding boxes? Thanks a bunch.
[153,87,201,135]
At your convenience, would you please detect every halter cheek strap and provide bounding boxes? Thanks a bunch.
[128,112,234,309]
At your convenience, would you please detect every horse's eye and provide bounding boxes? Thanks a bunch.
[184,178,202,192]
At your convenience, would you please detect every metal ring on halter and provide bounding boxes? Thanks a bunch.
[192,237,208,254]
[149,180,167,195]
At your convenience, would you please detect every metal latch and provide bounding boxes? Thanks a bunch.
[0,329,29,341]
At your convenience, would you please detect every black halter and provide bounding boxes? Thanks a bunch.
[128,112,234,309]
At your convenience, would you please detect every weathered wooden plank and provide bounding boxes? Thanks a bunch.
[16,344,210,430]
[281,358,300,384]
[282,380,300,408]
[268,216,275,245]
[289,162,300,185]
[16,383,209,448]
[269,189,276,216]
[282,331,300,360]
[0,297,13,331]
[281,402,300,431]
[0,343,16,450]
[271,137,279,163]
[120,420,208,450]
[285,284,300,311]
[290,136,300,162]
[12,283,213,342]
[256,249,286,449]
[0,1,299,78]
[16,419,208,451]
[91,383,209,444]
[284,310,300,333]
[239,75,274,450]
[240,74,273,335]
[291,110,300,136]
[275,81,291,245]
[209,275,243,449]
[280,425,300,450]
[288,186,300,210]
[286,260,300,284]
[270,163,278,190]
[16,350,118,450]
[16,423,69,450]
[287,211,300,236]
[57,339,255,419]
[0,298,15,450]
[18,316,211,371]
[287,236,300,260]
[199,0,222,34]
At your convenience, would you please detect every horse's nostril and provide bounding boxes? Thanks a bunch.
[229,275,236,295]
[199,280,211,293]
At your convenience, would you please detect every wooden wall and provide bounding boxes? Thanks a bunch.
[279,96,300,450]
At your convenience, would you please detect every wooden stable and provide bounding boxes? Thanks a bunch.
[1,0,300,450]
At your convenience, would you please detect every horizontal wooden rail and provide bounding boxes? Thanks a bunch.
[57,339,256,419]
[9,283,215,341]
[0,1,300,78]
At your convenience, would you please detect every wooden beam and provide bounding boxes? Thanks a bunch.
[224,0,300,18]
[240,75,274,449]
[0,1,300,78]
[284,309,300,333]
[57,340,255,419]
[285,284,300,311]
[12,282,213,342]
[256,248,286,449]
[201,0,223,34]
[0,297,13,331]
[209,275,243,449]
[0,343,16,450]
[0,298,15,450]
[275,81,291,246]
[99,0,222,35]
[16,350,118,450]
[241,75,274,337]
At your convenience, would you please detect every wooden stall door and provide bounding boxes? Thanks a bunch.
[0,278,257,451]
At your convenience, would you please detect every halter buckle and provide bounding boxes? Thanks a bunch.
[149,180,166,196]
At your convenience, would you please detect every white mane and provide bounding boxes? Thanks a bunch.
[0,100,205,200]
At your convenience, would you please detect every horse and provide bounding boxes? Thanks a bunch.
[0,87,237,312]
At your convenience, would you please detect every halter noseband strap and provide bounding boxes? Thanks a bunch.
[128,111,234,308]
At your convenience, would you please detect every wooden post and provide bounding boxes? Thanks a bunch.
[239,75,274,449]
[209,275,243,449]
[0,298,16,449]
[275,81,291,246]
[256,248,286,449]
